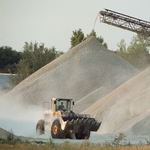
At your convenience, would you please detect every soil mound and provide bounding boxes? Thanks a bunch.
[2,37,138,113]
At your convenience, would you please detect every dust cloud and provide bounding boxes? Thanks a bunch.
[0,95,44,137]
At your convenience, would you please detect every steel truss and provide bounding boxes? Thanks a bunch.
[99,9,150,36]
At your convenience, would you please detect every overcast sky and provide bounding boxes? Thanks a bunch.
[1,0,150,52]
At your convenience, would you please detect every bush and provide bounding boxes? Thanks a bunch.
[111,132,126,146]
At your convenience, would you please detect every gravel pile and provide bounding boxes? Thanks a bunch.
[2,36,139,113]
[82,67,150,135]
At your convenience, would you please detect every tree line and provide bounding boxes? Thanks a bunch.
[116,33,150,70]
[0,46,21,73]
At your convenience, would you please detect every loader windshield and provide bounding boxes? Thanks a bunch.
[57,99,71,111]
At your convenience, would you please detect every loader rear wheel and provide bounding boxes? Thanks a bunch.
[75,131,90,140]
[51,120,65,139]
[36,119,45,135]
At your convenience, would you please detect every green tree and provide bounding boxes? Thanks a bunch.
[116,39,127,59]
[70,28,85,48]
[0,46,21,73]
[70,29,108,49]
[9,42,64,86]
[116,34,149,70]
[86,29,96,38]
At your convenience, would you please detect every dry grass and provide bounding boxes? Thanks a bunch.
[0,134,150,150]
[1,142,150,150]
[1,132,150,150]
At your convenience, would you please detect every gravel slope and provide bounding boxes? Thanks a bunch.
[82,67,150,135]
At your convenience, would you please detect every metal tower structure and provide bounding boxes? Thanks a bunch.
[99,9,150,37]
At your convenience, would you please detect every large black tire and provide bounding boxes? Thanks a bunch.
[65,133,74,139]
[36,119,45,135]
[82,132,90,140]
[51,120,65,139]
[75,131,90,140]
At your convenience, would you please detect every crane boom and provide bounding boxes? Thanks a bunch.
[99,9,150,36]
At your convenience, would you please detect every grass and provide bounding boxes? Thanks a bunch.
[1,141,150,150]
[1,131,150,150]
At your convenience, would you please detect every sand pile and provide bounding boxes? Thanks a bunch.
[82,67,150,135]
[1,37,139,113]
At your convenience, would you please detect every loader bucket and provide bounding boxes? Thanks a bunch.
[65,118,101,134]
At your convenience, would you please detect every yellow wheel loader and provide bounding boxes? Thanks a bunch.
[36,98,101,139]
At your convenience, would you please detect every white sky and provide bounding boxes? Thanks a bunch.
[1,0,150,52]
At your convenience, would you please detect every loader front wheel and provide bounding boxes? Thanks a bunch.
[75,131,90,140]
[36,119,45,135]
[51,120,65,139]
[82,132,90,140]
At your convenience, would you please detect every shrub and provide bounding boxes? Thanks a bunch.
[111,132,126,146]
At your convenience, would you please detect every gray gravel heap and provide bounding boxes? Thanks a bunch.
[2,36,139,113]
[82,67,150,135]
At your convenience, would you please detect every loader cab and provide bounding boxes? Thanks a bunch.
[51,98,74,112]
